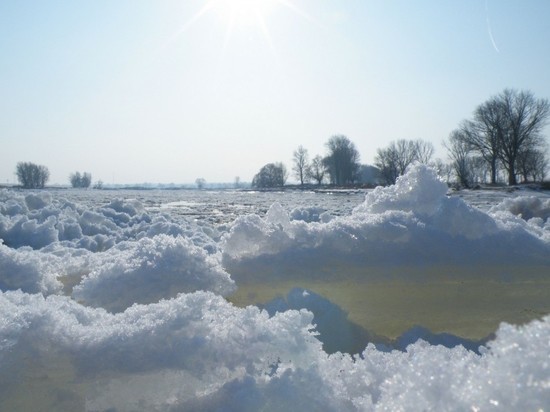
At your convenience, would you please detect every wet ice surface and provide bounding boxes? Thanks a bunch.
[1,165,549,411]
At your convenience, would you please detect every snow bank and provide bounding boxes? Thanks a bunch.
[73,234,235,312]
[0,289,548,411]
[223,165,550,268]
[490,195,550,222]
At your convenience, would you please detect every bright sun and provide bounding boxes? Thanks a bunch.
[177,0,306,52]
[211,0,277,28]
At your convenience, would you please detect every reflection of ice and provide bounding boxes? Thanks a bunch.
[262,287,488,355]
[263,288,384,354]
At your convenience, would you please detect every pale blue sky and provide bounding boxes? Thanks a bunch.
[1,0,549,185]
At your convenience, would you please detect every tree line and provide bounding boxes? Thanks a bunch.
[252,135,437,189]
[251,135,364,189]
[12,89,549,190]
[252,88,549,189]
[13,162,94,189]
[445,89,549,187]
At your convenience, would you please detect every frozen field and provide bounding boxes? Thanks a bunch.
[1,165,549,411]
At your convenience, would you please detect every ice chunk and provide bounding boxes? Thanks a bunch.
[354,164,448,216]
[490,195,550,221]
[24,192,52,210]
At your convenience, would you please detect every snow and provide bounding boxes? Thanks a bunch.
[223,165,549,266]
[73,235,235,312]
[0,165,549,411]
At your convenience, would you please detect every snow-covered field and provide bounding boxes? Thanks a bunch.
[1,165,549,411]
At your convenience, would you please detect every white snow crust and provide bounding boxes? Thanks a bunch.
[0,165,549,411]
[223,165,550,265]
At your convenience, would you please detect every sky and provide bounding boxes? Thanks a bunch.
[1,0,550,185]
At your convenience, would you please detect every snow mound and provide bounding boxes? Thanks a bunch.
[490,195,550,222]
[354,164,448,216]
[73,234,235,312]
[222,164,550,267]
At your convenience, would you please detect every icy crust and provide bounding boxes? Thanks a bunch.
[0,234,234,309]
[222,165,550,265]
[490,195,550,224]
[0,190,217,251]
[0,289,548,411]
[0,191,235,305]
[73,234,235,312]
[0,241,64,295]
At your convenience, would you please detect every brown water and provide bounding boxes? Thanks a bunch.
[227,264,550,341]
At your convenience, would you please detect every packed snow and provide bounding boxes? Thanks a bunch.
[0,165,549,411]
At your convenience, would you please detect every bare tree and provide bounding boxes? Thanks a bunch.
[469,156,491,184]
[195,178,206,189]
[462,89,549,185]
[395,140,418,175]
[414,139,435,164]
[70,171,92,188]
[498,89,549,184]
[15,162,50,189]
[430,158,452,183]
[444,130,472,188]
[375,145,400,185]
[251,162,287,188]
[517,147,548,183]
[323,135,360,185]
[292,145,310,186]
[375,139,434,185]
[308,155,326,185]
[462,112,501,184]
[81,172,92,188]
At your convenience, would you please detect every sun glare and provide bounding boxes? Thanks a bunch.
[212,0,276,28]
[173,0,310,55]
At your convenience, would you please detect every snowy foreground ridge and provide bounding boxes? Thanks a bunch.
[0,165,549,411]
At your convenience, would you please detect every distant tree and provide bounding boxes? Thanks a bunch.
[251,162,288,188]
[93,180,104,190]
[459,118,501,184]
[356,164,381,186]
[444,130,473,188]
[414,139,435,164]
[516,147,548,183]
[195,178,206,189]
[375,139,434,185]
[69,171,92,188]
[81,172,92,188]
[323,135,360,185]
[292,145,310,186]
[374,145,400,186]
[457,89,550,185]
[234,176,241,188]
[308,155,326,185]
[15,162,50,189]
[430,158,452,183]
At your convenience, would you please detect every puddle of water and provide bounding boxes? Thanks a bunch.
[226,263,550,341]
